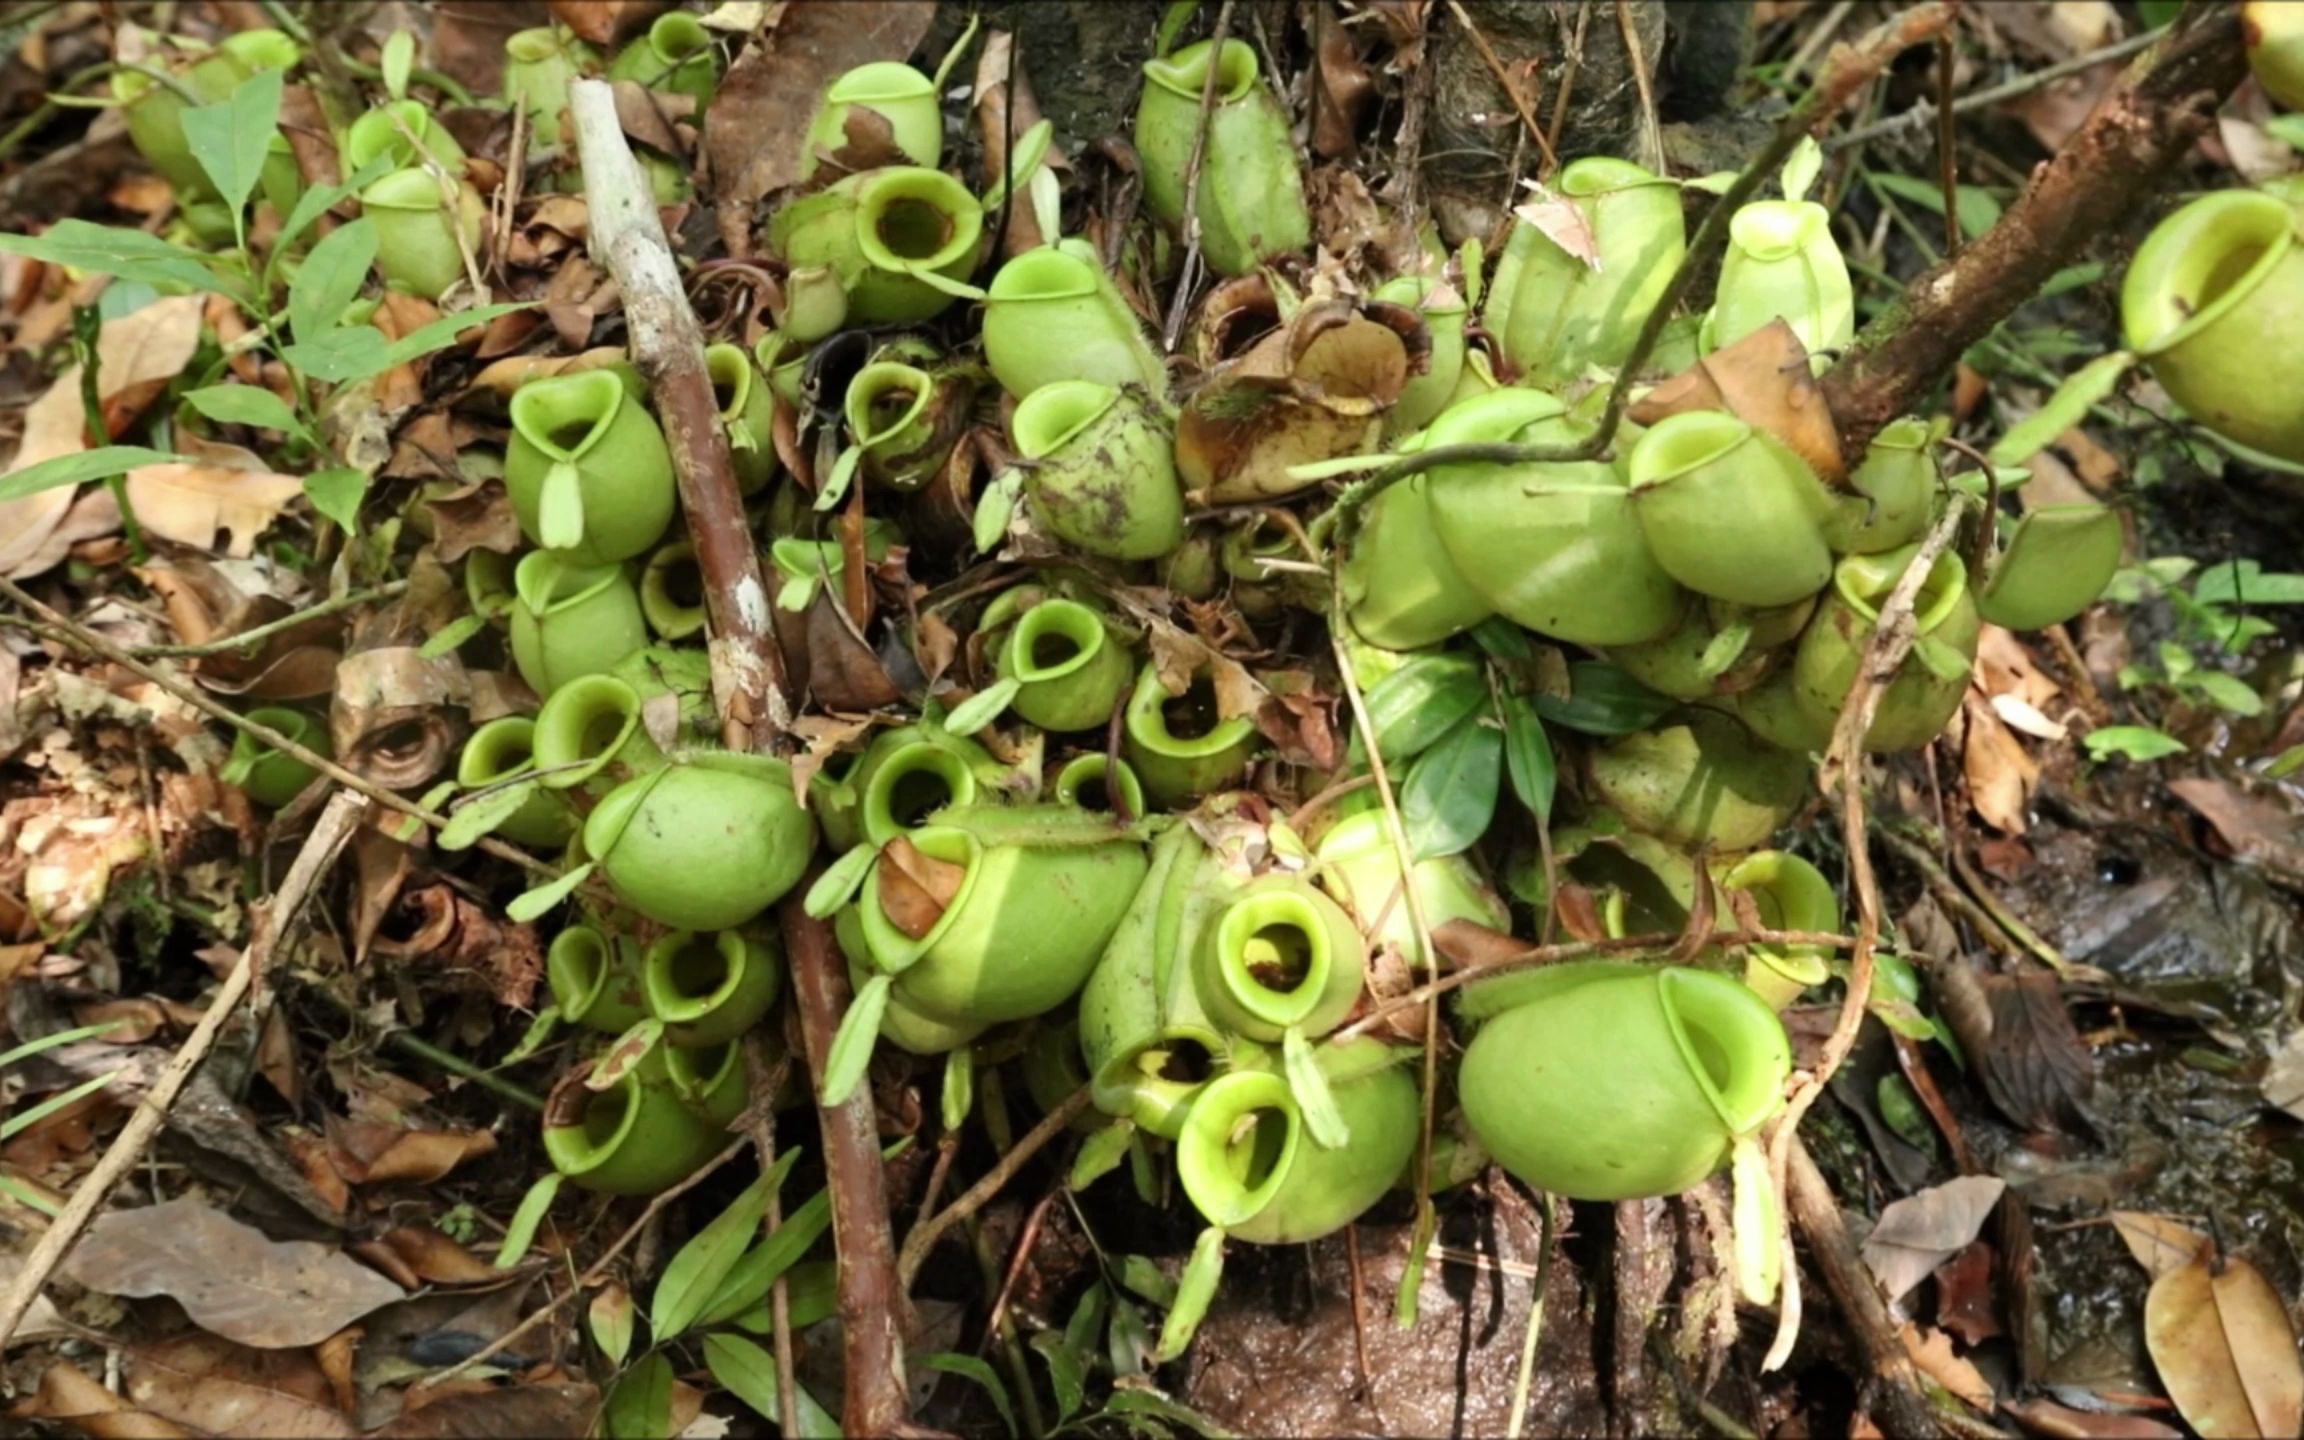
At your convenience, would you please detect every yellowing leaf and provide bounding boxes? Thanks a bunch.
[2145,1246,2304,1438]
[2111,1211,2211,1281]
[1898,1322,1993,1411]
[124,462,307,557]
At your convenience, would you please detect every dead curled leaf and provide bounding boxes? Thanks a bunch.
[2167,778,2304,891]
[1628,319,1846,484]
[879,834,967,940]
[1861,1174,2008,1302]
[28,1361,195,1438]
[1898,1321,1995,1410]
[123,461,308,558]
[125,1332,355,1439]
[63,1197,406,1349]
[2144,1240,2304,1439]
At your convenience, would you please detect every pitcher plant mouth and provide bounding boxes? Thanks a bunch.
[548,924,643,1029]
[1013,381,1121,456]
[1144,37,1260,104]
[641,929,779,1040]
[532,674,650,789]
[826,59,936,106]
[542,1067,643,1176]
[989,246,1101,303]
[704,344,758,425]
[1726,199,1830,262]
[1176,1069,1300,1228]
[2121,189,2298,357]
[855,169,982,275]
[459,716,539,787]
[360,166,462,214]
[1558,154,1679,198]
[865,825,985,971]
[1628,409,1749,488]
[1007,600,1108,684]
[1210,890,1335,1031]
[515,551,620,617]
[862,744,979,842]
[845,362,935,447]
[642,541,707,639]
[506,27,570,65]
[511,369,627,463]
[1053,754,1145,818]
[1834,545,1968,633]
[1656,967,1791,1138]
[1127,662,1255,759]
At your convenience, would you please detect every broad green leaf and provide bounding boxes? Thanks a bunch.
[1064,1280,1108,1360]
[729,1260,840,1333]
[1153,1227,1226,1364]
[2268,744,2304,781]
[1869,170,2002,240]
[182,383,310,442]
[290,219,380,348]
[804,842,878,919]
[381,32,415,100]
[1355,653,1486,767]
[0,446,179,504]
[1534,661,1674,736]
[1282,1027,1348,1150]
[1499,692,1556,823]
[821,973,889,1106]
[2191,559,2304,608]
[653,1151,799,1340]
[0,221,226,294]
[1987,351,2137,466]
[603,1353,673,1440]
[1070,1117,1134,1191]
[305,467,368,533]
[698,1179,836,1326]
[2081,725,2187,764]
[438,778,539,851]
[1031,1329,1088,1424]
[276,156,395,256]
[918,1352,1018,1438]
[974,468,1023,553]
[1109,1295,1155,1380]
[1116,1254,1176,1308]
[419,612,487,658]
[2188,670,2264,716]
[588,1283,635,1367]
[279,328,390,384]
[944,677,1021,736]
[1398,715,1501,861]
[181,68,285,224]
[704,1334,843,1439]
[506,862,594,922]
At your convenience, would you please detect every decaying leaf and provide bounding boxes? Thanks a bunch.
[123,460,308,558]
[1628,319,1845,484]
[1861,1175,2008,1302]
[2144,1240,2304,1439]
[1958,692,2040,836]
[548,0,673,45]
[1898,1321,1994,1410]
[880,835,967,940]
[2167,779,2304,890]
[372,1382,600,1438]
[26,1361,196,1438]
[1933,1241,2005,1346]
[125,1332,355,1439]
[1974,969,2094,1136]
[64,1197,406,1348]
[2003,1398,2183,1439]
[1513,187,1600,269]
[2112,1211,2211,1281]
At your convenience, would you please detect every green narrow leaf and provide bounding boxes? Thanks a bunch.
[588,1283,635,1367]
[1398,716,1502,861]
[653,1151,799,1340]
[419,612,487,659]
[1778,134,1822,203]
[697,1181,834,1327]
[1104,1387,1239,1440]
[1355,653,1486,766]
[2189,670,2265,716]
[941,1046,974,1132]
[821,974,890,1105]
[182,383,310,441]
[1109,1295,1155,1379]
[290,218,380,348]
[181,67,285,223]
[1987,351,2138,466]
[506,862,594,923]
[943,677,1021,737]
[275,156,394,257]
[0,221,228,294]
[381,32,416,100]
[2081,727,2187,764]
[438,778,540,852]
[603,1353,673,1440]
[502,1006,560,1066]
[1153,1227,1226,1364]
[804,842,878,919]
[1498,693,1556,824]
[590,1019,664,1090]
[1281,1028,1349,1150]
[918,1351,1018,1439]
[0,1174,59,1217]
[973,468,1023,553]
[1116,1254,1177,1308]
[1070,1117,1135,1191]
[2,1070,123,1143]
[1394,1209,1434,1328]
[0,446,179,505]
[705,1334,843,1439]
[814,444,863,511]
[305,467,368,534]
[1533,661,1675,736]
[1030,1329,1088,1423]
[0,1020,127,1070]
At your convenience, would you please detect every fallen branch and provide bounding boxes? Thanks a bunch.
[570,80,915,1436]
[0,790,366,1349]
[1821,6,2249,450]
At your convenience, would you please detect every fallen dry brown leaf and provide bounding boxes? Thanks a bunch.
[1628,319,1845,484]
[2167,778,2304,890]
[880,834,968,940]
[2112,1211,2211,1281]
[64,1196,406,1349]
[1898,1321,1994,1410]
[2144,1241,2304,1439]
[2003,1397,2183,1439]
[1861,1174,2007,1302]
[124,1332,354,1440]
[26,1361,193,1439]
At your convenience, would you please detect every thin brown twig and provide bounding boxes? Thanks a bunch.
[896,1085,1092,1294]
[0,574,558,880]
[128,581,410,657]
[1935,31,1960,258]
[743,1034,802,1440]
[1162,0,1239,354]
[1613,0,1663,175]
[1543,1,1593,180]
[1446,0,1558,175]
[420,1131,758,1389]
[1827,28,2161,152]
[0,790,366,1349]
[976,1186,1060,1363]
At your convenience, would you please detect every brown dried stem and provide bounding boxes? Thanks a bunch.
[128,580,410,658]
[0,790,366,1349]
[896,1085,1093,1293]
[1161,0,1239,353]
[1821,5,2249,451]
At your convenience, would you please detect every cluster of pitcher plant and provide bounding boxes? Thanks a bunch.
[178,6,2304,1339]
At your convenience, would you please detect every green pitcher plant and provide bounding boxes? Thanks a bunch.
[549,923,649,1033]
[542,1041,719,1195]
[583,752,817,931]
[360,168,484,299]
[704,343,775,495]
[1374,274,1468,435]
[769,166,986,324]
[1123,659,1262,807]
[1975,502,2123,631]
[1193,878,1365,1042]
[641,929,782,1046]
[503,27,597,148]
[508,552,649,697]
[2119,188,2304,464]
[1135,39,1311,277]
[1311,808,1509,968]
[1786,543,1981,754]
[456,716,578,849]
[984,240,1169,400]
[505,368,678,564]
[343,100,467,176]
[1483,157,1686,386]
[113,27,301,231]
[1338,469,1494,651]
[220,707,328,808]
[990,593,1135,733]
[1628,410,1838,609]
[825,358,969,504]
[1422,388,1683,647]
[1174,1038,1419,1243]
[1715,850,1838,1008]
[606,11,721,107]
[802,61,944,178]
[1824,416,1939,555]
[1009,381,1186,560]
[1588,707,1809,853]
[1052,753,1148,819]
[1457,961,1791,1201]
[1703,198,1855,360]
[2248,1,2304,111]
[1607,595,1791,702]
[846,804,1150,1046]
[530,673,667,794]
[640,540,707,641]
